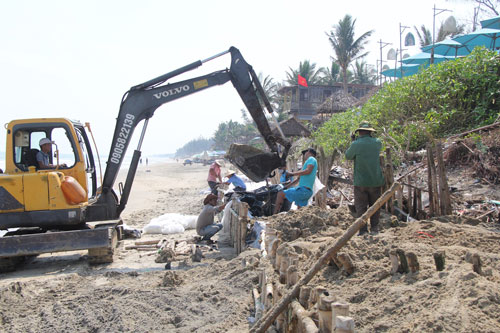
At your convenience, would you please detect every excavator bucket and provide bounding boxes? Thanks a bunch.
[226,144,283,182]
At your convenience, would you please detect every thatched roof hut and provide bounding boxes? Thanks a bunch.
[271,117,311,138]
[353,87,380,107]
[318,90,359,114]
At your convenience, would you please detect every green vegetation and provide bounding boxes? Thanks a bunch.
[326,14,374,92]
[312,48,500,157]
[285,60,324,85]
[212,120,261,151]
[174,137,213,158]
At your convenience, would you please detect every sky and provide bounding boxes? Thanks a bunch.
[0,0,480,160]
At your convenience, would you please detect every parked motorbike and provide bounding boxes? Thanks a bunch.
[229,184,291,217]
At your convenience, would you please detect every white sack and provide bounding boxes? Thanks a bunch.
[308,176,325,205]
[218,200,233,245]
[143,213,198,235]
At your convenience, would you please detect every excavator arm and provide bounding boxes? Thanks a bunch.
[90,47,290,221]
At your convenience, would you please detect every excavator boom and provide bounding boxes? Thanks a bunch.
[92,47,290,220]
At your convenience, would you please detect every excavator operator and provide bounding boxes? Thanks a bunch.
[37,138,67,170]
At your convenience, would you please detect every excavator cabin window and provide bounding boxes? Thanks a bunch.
[14,126,76,171]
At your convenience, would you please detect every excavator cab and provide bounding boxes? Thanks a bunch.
[1,118,99,229]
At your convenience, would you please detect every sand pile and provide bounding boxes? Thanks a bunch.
[260,205,500,332]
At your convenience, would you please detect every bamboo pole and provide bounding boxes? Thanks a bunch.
[291,300,319,333]
[335,316,355,333]
[134,240,161,246]
[332,302,349,331]
[259,270,267,306]
[253,288,262,321]
[380,154,386,211]
[426,143,438,216]
[250,183,401,333]
[318,293,336,332]
[299,286,312,308]
[407,176,413,218]
[435,141,452,215]
[385,148,394,214]
[239,202,248,254]
[447,121,500,139]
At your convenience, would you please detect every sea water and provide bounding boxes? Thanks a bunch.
[0,152,172,174]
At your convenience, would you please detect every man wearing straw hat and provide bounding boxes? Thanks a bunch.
[345,121,385,235]
[224,170,247,192]
[196,194,226,243]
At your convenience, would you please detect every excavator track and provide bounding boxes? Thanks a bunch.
[0,255,37,273]
[88,225,120,264]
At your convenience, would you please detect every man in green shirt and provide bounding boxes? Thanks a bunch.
[345,122,385,235]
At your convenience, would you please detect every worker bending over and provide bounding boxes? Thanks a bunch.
[273,148,318,214]
[207,160,223,195]
[224,170,246,191]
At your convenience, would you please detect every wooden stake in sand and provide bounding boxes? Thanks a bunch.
[433,251,446,271]
[249,182,400,333]
[291,300,319,333]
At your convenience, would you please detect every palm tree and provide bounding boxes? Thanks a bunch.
[320,61,345,85]
[351,60,376,84]
[285,60,324,86]
[414,25,433,47]
[414,23,466,47]
[326,14,373,92]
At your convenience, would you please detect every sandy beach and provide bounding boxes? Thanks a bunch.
[1,159,499,332]
[0,161,257,332]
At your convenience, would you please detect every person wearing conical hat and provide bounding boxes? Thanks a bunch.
[224,170,246,192]
[345,121,385,235]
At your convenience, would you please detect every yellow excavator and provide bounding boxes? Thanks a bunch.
[0,47,290,271]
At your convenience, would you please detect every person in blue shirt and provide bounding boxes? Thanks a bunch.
[273,147,318,214]
[224,170,247,191]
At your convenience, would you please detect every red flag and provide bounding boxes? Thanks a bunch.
[298,75,308,87]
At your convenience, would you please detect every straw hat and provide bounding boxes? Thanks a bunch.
[354,121,376,133]
[214,159,225,166]
[225,169,236,178]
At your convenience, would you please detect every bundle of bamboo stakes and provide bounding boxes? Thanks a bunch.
[382,140,452,221]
